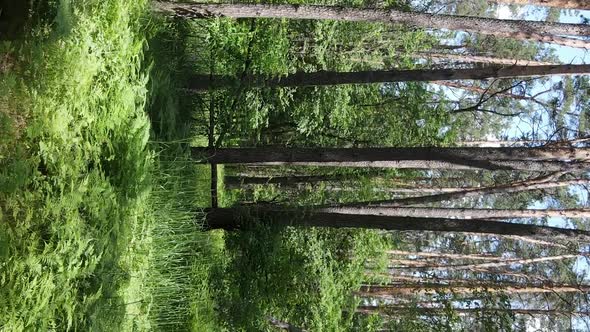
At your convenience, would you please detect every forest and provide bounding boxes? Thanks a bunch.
[1,0,590,331]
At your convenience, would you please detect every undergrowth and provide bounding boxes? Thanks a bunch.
[0,1,222,330]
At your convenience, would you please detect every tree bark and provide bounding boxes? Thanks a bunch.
[356,305,588,317]
[397,254,581,271]
[204,207,590,240]
[489,0,590,10]
[329,187,468,194]
[386,250,507,261]
[224,174,352,188]
[193,147,590,172]
[188,64,590,90]
[154,3,590,48]
[422,52,557,66]
[224,174,462,189]
[268,317,307,332]
[356,283,590,296]
[319,206,590,219]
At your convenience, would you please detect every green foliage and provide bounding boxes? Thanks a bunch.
[146,154,223,331]
[0,0,155,330]
[213,220,388,331]
[0,0,227,330]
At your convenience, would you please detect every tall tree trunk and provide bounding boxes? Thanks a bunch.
[489,0,590,10]
[188,64,590,90]
[205,207,590,240]
[422,52,557,66]
[154,3,590,48]
[319,206,590,219]
[193,147,590,172]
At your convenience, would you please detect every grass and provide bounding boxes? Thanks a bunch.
[0,1,223,330]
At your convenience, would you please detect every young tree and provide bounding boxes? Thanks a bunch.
[155,3,590,48]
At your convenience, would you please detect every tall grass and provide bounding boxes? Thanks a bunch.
[146,155,222,331]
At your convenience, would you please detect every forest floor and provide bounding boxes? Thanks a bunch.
[0,0,224,330]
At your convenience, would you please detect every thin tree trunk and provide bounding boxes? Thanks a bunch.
[205,207,590,240]
[300,186,469,194]
[356,305,588,317]
[188,64,590,90]
[347,175,588,207]
[356,283,590,296]
[224,174,352,189]
[398,254,581,271]
[380,275,548,287]
[268,317,307,332]
[377,266,557,283]
[501,235,567,248]
[224,174,465,189]
[433,81,548,104]
[386,250,504,261]
[489,0,590,10]
[319,206,590,219]
[155,3,590,48]
[193,147,590,172]
[434,44,468,50]
[455,140,547,147]
[371,188,464,194]
[422,52,557,66]
[388,259,432,267]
